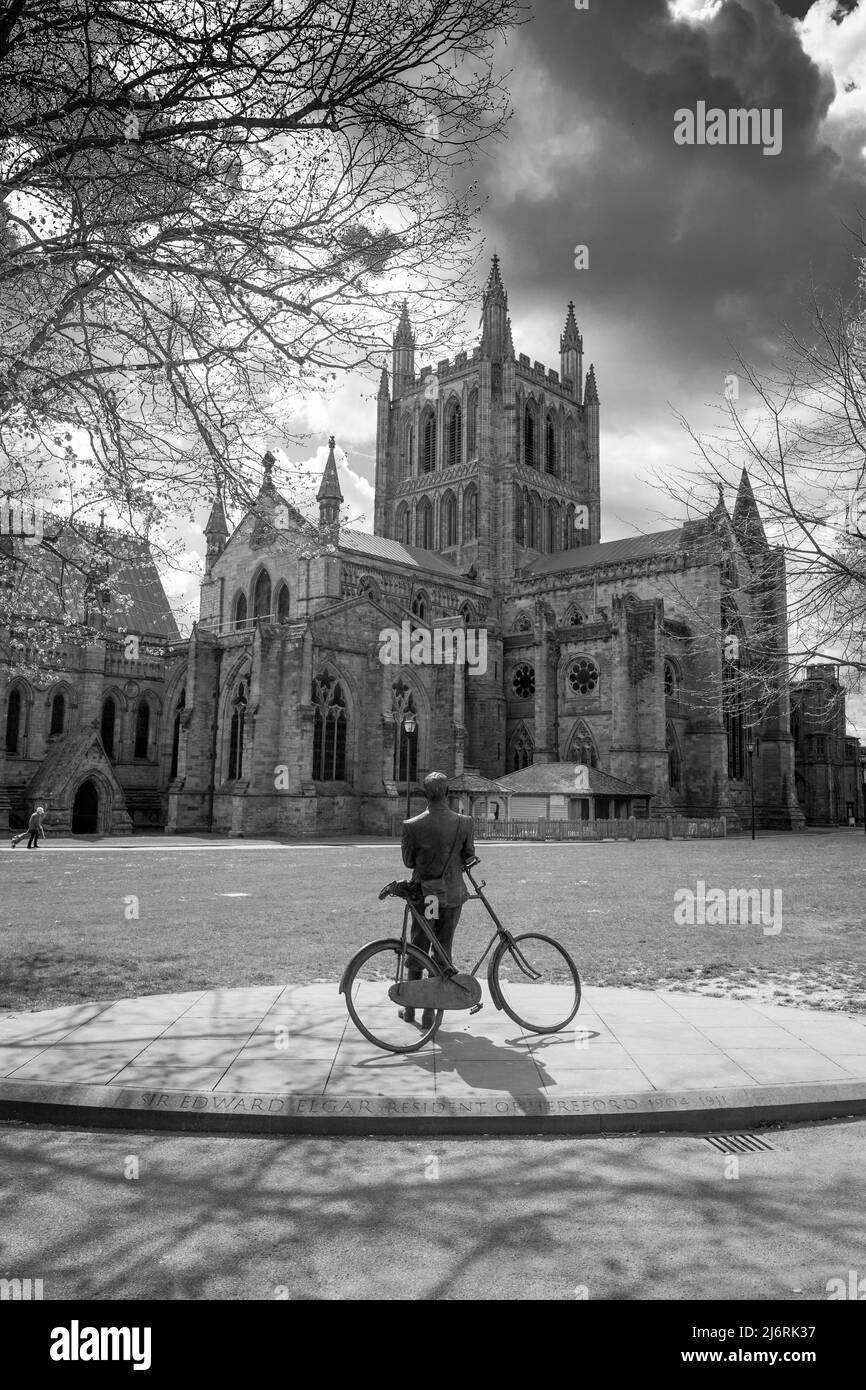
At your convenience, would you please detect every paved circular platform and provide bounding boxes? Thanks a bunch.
[1,984,865,1134]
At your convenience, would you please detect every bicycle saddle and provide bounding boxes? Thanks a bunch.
[378,880,420,902]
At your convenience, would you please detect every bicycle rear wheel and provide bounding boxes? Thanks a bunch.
[342,939,444,1053]
[491,933,581,1033]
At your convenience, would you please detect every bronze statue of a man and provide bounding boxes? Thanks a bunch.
[399,771,476,1029]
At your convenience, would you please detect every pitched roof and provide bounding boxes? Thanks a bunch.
[496,764,652,797]
[7,521,180,640]
[526,528,685,576]
[447,769,508,795]
[25,725,127,802]
[338,529,461,577]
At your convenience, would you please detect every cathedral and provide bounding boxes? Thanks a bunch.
[2,259,809,835]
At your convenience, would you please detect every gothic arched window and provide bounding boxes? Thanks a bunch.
[421,410,436,473]
[228,680,247,780]
[547,499,560,553]
[392,678,418,783]
[395,502,410,545]
[50,691,65,737]
[667,722,682,791]
[462,485,478,542]
[410,591,429,622]
[466,389,478,458]
[312,672,348,781]
[441,492,457,548]
[511,726,534,772]
[233,591,247,630]
[512,611,533,635]
[402,418,414,478]
[134,699,151,759]
[527,493,540,550]
[170,688,186,780]
[664,659,680,700]
[275,582,290,622]
[545,416,557,475]
[723,608,747,781]
[565,419,577,482]
[524,404,537,468]
[444,398,462,469]
[253,569,272,620]
[101,697,116,760]
[5,687,22,753]
[567,721,598,768]
[514,487,525,546]
[415,497,433,549]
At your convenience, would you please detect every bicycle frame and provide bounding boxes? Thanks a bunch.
[398,862,543,1009]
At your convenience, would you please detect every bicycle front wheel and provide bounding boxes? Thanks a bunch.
[342,940,444,1053]
[491,933,581,1033]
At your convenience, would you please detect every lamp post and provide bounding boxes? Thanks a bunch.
[747,737,756,841]
[403,712,417,820]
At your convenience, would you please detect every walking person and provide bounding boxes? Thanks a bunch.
[399,772,475,1031]
[12,806,47,849]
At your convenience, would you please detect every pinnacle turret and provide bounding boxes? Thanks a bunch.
[317,436,344,505]
[392,301,416,397]
[394,299,415,347]
[584,363,599,403]
[204,488,228,573]
[480,254,510,358]
[484,253,508,305]
[560,301,582,351]
[204,491,228,539]
[732,467,769,555]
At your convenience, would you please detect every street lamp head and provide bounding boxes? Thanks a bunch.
[747,739,754,755]
[403,713,417,734]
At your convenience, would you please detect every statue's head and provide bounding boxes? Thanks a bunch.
[423,772,449,803]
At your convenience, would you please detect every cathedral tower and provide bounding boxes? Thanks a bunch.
[374,259,601,583]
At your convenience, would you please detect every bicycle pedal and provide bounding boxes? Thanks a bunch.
[469,1003,483,1015]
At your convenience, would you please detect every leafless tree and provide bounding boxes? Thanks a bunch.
[0,0,524,672]
[649,252,866,746]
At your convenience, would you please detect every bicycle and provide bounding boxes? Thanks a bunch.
[338,857,581,1053]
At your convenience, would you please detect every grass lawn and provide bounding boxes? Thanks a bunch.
[1,831,864,1013]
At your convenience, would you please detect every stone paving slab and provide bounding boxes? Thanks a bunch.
[0,984,864,1134]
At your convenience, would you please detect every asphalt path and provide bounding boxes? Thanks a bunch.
[1,1119,864,1300]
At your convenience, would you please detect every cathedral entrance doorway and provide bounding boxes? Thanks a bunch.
[72,779,99,834]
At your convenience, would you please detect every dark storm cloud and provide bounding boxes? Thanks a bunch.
[478,0,866,462]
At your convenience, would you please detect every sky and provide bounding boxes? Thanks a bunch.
[166,0,866,728]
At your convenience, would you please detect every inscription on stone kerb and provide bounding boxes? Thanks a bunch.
[134,1090,731,1117]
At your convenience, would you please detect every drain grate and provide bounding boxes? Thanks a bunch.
[705,1134,774,1155]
